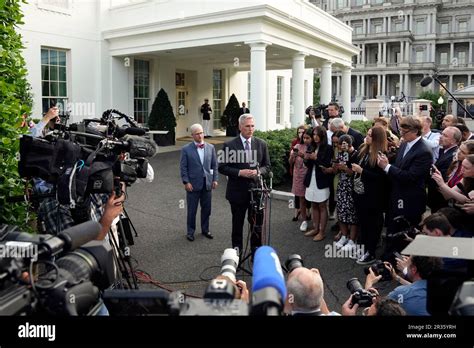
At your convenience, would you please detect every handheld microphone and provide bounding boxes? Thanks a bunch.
[251,246,286,315]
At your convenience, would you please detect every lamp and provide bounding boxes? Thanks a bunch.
[438,96,444,105]
[420,75,473,119]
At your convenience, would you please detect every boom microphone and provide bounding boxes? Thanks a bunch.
[116,127,147,138]
[251,246,287,315]
[420,76,434,87]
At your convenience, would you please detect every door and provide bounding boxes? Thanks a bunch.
[176,88,188,118]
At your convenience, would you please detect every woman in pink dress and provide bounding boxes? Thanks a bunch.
[289,130,313,231]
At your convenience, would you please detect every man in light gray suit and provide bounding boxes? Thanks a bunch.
[180,124,218,241]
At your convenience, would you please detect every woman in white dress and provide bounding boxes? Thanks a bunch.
[303,126,334,241]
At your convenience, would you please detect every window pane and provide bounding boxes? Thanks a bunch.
[50,82,58,96]
[59,66,66,81]
[41,65,49,80]
[50,66,58,81]
[59,82,67,97]
[41,49,49,64]
[42,82,50,96]
[58,51,66,66]
[50,50,58,65]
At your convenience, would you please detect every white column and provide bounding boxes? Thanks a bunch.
[468,74,472,86]
[341,66,352,123]
[356,75,361,96]
[469,41,472,64]
[449,75,453,91]
[427,14,431,34]
[320,61,333,105]
[377,75,381,97]
[291,52,307,127]
[336,75,341,97]
[451,42,455,64]
[432,43,436,63]
[400,41,404,63]
[362,44,366,64]
[361,75,365,97]
[405,41,410,62]
[404,15,409,31]
[378,43,382,64]
[383,17,387,33]
[367,18,371,34]
[383,42,387,64]
[388,16,391,33]
[399,74,403,93]
[363,18,367,34]
[432,13,436,34]
[405,74,410,97]
[382,74,386,98]
[409,14,413,32]
[247,41,270,130]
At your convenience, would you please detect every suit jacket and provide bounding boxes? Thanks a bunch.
[180,142,218,191]
[303,144,333,189]
[435,146,458,180]
[347,127,365,151]
[218,136,270,204]
[239,107,250,115]
[387,138,432,218]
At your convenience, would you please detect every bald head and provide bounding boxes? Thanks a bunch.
[286,268,324,311]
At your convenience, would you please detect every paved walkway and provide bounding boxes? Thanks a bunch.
[126,137,397,314]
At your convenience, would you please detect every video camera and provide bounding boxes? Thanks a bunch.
[0,221,116,315]
[306,104,329,119]
[103,246,287,316]
[19,109,157,210]
[364,260,392,282]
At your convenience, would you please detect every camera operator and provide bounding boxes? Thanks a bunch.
[214,275,250,304]
[306,106,324,128]
[30,106,60,138]
[285,267,339,316]
[365,255,442,315]
[341,292,406,316]
[322,102,341,131]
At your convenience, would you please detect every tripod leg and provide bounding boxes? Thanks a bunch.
[108,227,133,289]
[122,207,139,237]
[116,219,139,289]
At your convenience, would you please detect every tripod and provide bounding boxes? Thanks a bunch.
[236,176,272,276]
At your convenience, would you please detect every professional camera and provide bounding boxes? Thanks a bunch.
[306,104,328,119]
[364,260,392,281]
[386,216,421,241]
[285,254,303,273]
[220,248,239,282]
[0,221,116,315]
[346,278,376,308]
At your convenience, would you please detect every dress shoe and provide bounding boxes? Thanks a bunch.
[202,232,214,239]
[186,235,194,241]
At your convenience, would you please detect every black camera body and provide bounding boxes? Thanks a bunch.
[347,278,376,308]
[306,104,329,119]
[364,260,392,281]
[285,254,303,273]
[0,222,116,315]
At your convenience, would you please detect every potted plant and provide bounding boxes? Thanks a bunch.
[222,94,240,137]
[148,88,177,146]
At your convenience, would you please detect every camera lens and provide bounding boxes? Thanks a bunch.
[285,254,303,273]
[346,277,364,294]
[220,248,239,282]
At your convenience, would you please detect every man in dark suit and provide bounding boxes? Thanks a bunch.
[200,99,212,138]
[239,102,250,116]
[376,116,432,261]
[427,126,461,212]
[218,114,270,255]
[180,124,218,241]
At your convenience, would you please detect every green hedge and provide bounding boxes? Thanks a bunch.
[254,128,295,186]
[0,0,33,227]
[349,120,372,136]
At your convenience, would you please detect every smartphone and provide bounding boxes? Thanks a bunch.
[430,164,437,176]
[393,252,403,260]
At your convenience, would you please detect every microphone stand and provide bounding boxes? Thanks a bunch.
[431,75,473,119]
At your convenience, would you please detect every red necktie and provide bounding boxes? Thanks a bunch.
[196,143,204,149]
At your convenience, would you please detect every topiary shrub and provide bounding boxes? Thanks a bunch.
[0,0,33,226]
[222,94,240,136]
[148,88,177,146]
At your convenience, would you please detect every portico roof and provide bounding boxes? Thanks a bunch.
[102,0,358,68]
